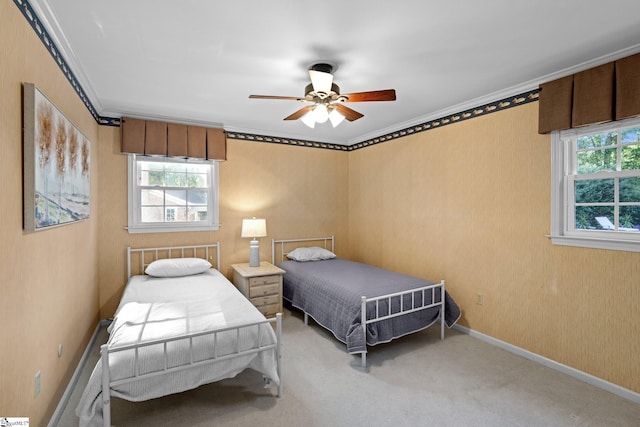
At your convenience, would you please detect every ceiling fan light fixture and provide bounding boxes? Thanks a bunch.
[300,111,316,128]
[313,104,329,123]
[328,109,345,127]
[309,69,334,96]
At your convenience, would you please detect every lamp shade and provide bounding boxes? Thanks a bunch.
[241,218,267,239]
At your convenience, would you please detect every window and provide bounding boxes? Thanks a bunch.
[127,155,219,233]
[549,117,640,252]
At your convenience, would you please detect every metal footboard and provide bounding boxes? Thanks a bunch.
[360,280,445,368]
[101,313,283,427]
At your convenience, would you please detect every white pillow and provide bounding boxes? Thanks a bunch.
[145,257,212,277]
[286,246,336,262]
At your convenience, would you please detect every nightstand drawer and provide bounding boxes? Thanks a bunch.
[248,275,280,286]
[251,294,280,307]
[249,282,279,298]
[256,303,280,318]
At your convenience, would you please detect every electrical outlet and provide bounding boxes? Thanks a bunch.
[34,371,41,398]
[475,293,484,305]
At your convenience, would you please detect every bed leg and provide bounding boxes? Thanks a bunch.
[100,344,111,427]
[276,313,283,398]
[361,352,367,368]
[304,312,308,326]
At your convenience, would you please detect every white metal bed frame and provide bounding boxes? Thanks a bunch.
[272,236,445,368]
[100,243,282,427]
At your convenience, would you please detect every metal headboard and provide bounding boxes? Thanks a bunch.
[271,236,334,264]
[127,243,221,278]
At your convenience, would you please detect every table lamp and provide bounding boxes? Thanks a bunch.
[241,218,267,267]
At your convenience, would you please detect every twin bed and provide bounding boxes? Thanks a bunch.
[272,236,460,368]
[76,244,282,427]
[77,237,460,426]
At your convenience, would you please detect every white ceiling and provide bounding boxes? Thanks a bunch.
[28,0,640,146]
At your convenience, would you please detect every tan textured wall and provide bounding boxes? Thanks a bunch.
[0,3,100,426]
[97,132,349,317]
[347,102,639,393]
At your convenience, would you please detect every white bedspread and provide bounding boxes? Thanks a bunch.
[76,270,279,427]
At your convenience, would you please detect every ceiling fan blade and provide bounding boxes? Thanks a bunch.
[284,106,314,121]
[335,104,364,121]
[249,95,304,101]
[342,89,396,102]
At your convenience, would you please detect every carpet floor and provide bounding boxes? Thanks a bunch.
[56,306,639,426]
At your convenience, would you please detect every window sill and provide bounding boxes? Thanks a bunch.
[547,234,640,253]
[127,224,220,234]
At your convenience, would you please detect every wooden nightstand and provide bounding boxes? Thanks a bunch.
[231,262,285,318]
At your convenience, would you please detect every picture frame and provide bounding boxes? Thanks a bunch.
[23,82,91,231]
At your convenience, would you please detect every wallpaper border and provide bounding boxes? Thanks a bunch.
[227,89,539,151]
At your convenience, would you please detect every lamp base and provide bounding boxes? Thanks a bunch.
[249,239,260,267]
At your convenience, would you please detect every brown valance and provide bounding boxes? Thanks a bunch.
[616,53,640,121]
[538,75,573,134]
[538,52,640,134]
[121,117,227,160]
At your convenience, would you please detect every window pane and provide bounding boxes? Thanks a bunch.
[188,173,207,188]
[576,148,617,173]
[165,172,187,187]
[164,163,186,173]
[166,190,187,206]
[139,162,165,185]
[141,206,164,222]
[620,206,640,231]
[575,179,614,203]
[620,177,640,203]
[621,144,640,170]
[165,208,176,222]
[140,161,165,172]
[140,168,164,186]
[576,207,615,230]
[186,163,209,173]
[621,127,640,144]
[577,132,616,149]
[187,190,207,206]
[188,207,208,221]
[170,207,187,221]
[141,189,164,205]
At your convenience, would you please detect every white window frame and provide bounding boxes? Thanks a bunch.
[127,154,220,234]
[549,116,640,252]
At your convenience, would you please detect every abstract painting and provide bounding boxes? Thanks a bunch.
[23,82,90,231]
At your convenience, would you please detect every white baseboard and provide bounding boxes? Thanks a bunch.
[452,324,639,404]
[48,319,110,427]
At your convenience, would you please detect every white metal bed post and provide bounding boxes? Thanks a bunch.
[276,312,283,397]
[126,247,132,279]
[271,239,275,264]
[100,344,111,427]
[213,242,221,272]
[361,296,367,368]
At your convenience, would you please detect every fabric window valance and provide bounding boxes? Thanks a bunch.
[538,52,640,134]
[121,117,227,160]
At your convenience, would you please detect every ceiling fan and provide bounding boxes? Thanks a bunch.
[249,63,396,128]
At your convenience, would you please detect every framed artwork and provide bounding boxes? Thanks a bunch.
[23,82,90,231]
